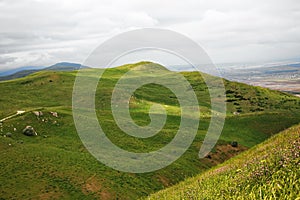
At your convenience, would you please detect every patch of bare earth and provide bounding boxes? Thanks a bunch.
[202,144,248,166]
[156,175,170,187]
[82,175,111,200]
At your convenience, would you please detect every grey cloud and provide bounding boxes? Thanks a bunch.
[0,56,16,64]
[0,0,300,69]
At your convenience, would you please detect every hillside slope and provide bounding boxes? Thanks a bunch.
[147,124,300,200]
[0,62,299,199]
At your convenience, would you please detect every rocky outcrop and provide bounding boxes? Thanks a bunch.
[22,126,37,136]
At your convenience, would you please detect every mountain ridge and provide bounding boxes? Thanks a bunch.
[0,62,87,81]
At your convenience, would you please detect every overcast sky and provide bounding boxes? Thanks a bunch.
[0,0,300,70]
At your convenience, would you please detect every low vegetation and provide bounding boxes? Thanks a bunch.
[0,62,299,199]
[147,124,300,200]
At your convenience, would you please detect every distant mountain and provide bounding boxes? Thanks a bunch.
[0,70,40,81]
[0,66,46,77]
[0,62,87,81]
[288,63,300,67]
[45,62,83,71]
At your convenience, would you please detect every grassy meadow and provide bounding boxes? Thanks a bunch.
[0,62,299,199]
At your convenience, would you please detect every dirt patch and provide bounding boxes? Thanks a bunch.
[202,144,248,165]
[82,175,102,194]
[82,175,111,200]
[100,190,112,200]
[48,74,60,82]
[39,191,62,200]
[157,175,170,187]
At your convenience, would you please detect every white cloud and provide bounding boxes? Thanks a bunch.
[0,0,299,70]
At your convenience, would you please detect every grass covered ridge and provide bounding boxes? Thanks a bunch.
[147,124,300,200]
[0,62,299,199]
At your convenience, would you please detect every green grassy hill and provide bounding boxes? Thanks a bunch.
[0,62,299,199]
[147,123,300,200]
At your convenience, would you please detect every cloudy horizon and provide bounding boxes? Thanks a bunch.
[1,0,300,70]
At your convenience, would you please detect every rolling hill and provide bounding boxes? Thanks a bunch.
[0,61,299,199]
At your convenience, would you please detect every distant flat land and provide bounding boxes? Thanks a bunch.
[243,78,300,94]
[220,63,300,96]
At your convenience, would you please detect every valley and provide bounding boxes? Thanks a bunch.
[0,62,299,199]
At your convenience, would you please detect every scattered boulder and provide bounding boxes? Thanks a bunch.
[5,132,12,137]
[33,111,43,117]
[22,126,37,136]
[231,141,238,147]
[13,128,17,131]
[50,112,58,118]
[17,111,25,115]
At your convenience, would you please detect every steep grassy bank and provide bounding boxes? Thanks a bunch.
[147,124,300,200]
